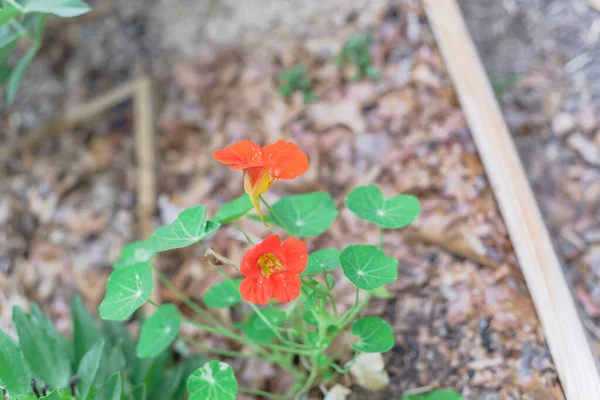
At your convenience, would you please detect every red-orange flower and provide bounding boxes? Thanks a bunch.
[213,140,309,222]
[238,234,307,305]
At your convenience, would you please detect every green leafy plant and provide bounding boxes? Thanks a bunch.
[0,296,202,399]
[336,33,379,80]
[401,389,463,400]
[0,0,91,104]
[277,64,316,103]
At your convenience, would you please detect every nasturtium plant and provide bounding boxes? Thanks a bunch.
[151,206,220,252]
[212,194,253,224]
[345,185,421,229]
[303,248,340,275]
[99,262,153,321]
[136,304,181,358]
[351,317,394,353]
[202,279,243,309]
[187,361,238,400]
[243,308,286,343]
[270,191,339,237]
[340,245,398,290]
[113,239,156,269]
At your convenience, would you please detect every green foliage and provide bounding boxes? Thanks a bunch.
[136,305,181,359]
[243,308,286,343]
[346,185,421,229]
[401,389,463,400]
[269,191,339,237]
[212,194,253,224]
[187,361,238,400]
[351,317,394,353]
[113,239,155,269]
[278,64,316,103]
[99,262,154,321]
[340,244,398,290]
[151,206,220,252]
[202,279,243,309]
[0,0,91,104]
[302,248,340,275]
[336,33,379,80]
[0,297,201,400]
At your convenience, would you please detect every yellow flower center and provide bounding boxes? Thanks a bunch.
[257,253,284,277]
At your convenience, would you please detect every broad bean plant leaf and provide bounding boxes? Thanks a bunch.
[22,0,91,17]
[187,361,238,400]
[77,339,105,400]
[7,44,39,104]
[345,185,421,229]
[202,279,243,309]
[71,295,103,366]
[40,389,61,399]
[271,192,338,237]
[136,304,181,358]
[401,389,463,400]
[302,248,340,275]
[99,262,153,321]
[12,306,71,388]
[113,239,155,269]
[212,194,253,224]
[340,245,398,290]
[351,317,394,353]
[0,330,30,395]
[151,206,220,252]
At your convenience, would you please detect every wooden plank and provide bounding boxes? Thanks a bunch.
[422,0,600,398]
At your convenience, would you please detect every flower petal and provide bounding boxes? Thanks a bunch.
[239,277,273,305]
[280,237,308,274]
[270,272,302,303]
[213,140,264,170]
[240,234,282,277]
[244,167,273,225]
[262,140,309,180]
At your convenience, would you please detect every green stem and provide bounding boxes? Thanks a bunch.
[239,387,286,399]
[235,222,255,244]
[154,267,227,330]
[294,356,319,400]
[259,196,293,235]
[180,335,259,359]
[321,273,338,317]
[379,226,384,249]
[339,289,370,329]
[5,0,24,12]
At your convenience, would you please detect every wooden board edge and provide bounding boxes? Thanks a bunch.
[421,0,600,398]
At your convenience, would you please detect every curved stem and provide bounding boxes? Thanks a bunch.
[239,387,286,399]
[294,356,319,400]
[235,222,256,245]
[259,196,293,235]
[180,335,260,359]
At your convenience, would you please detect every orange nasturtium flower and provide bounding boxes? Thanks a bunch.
[239,234,307,305]
[213,140,309,222]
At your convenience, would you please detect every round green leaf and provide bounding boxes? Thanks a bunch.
[136,304,181,358]
[340,245,398,290]
[202,279,243,309]
[151,206,220,252]
[212,194,253,224]
[187,361,238,400]
[99,262,154,321]
[0,331,30,396]
[351,317,394,353]
[302,248,340,275]
[271,192,338,237]
[243,309,285,343]
[345,185,421,229]
[114,239,155,269]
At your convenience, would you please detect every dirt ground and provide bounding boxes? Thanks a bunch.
[2,0,600,399]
